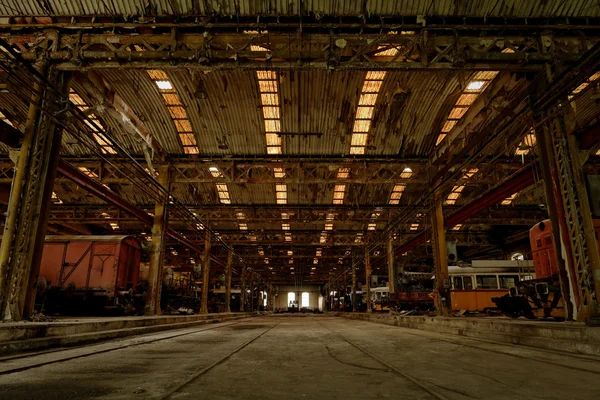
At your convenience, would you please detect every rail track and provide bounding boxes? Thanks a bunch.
[0,318,252,375]
[157,321,280,400]
[339,317,600,375]
[315,319,452,400]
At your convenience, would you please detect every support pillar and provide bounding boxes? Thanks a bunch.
[387,233,396,294]
[145,165,171,316]
[249,273,254,312]
[224,250,233,313]
[0,67,71,321]
[535,102,600,323]
[534,119,575,320]
[200,233,212,314]
[240,270,246,312]
[352,254,357,312]
[365,246,372,313]
[432,199,451,316]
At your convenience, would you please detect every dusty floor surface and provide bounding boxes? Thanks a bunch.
[0,315,599,399]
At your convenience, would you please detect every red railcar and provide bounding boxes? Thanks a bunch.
[494,219,600,319]
[38,235,141,313]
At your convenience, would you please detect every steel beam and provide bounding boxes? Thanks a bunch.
[2,31,596,71]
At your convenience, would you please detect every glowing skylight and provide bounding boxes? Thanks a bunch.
[333,184,346,205]
[389,184,406,205]
[51,192,63,204]
[446,169,478,205]
[350,71,387,155]
[570,72,600,99]
[69,89,116,155]
[78,167,98,178]
[0,111,13,127]
[216,183,231,204]
[436,71,499,146]
[256,71,282,155]
[501,192,519,206]
[147,70,198,154]
[515,131,537,156]
[209,167,224,178]
[276,184,287,205]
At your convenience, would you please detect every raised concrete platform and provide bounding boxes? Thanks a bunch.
[336,312,600,356]
[0,312,253,355]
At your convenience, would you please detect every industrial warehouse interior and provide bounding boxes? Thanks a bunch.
[1,1,600,399]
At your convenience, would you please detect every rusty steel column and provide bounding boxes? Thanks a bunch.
[200,233,212,314]
[249,273,255,312]
[365,246,372,313]
[352,254,357,312]
[145,165,171,316]
[240,270,246,312]
[432,198,451,316]
[534,119,575,320]
[224,250,233,313]
[536,102,600,323]
[0,67,71,321]
[387,233,396,294]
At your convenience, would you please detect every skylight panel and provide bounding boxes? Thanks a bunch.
[400,168,413,179]
[69,89,116,155]
[147,70,198,154]
[257,70,283,157]
[389,184,406,205]
[436,71,499,148]
[350,71,386,154]
[155,80,173,90]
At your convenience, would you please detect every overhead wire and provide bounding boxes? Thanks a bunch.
[0,39,272,289]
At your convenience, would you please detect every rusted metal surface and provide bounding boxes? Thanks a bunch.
[0,1,599,20]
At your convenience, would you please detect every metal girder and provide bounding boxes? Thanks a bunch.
[166,230,495,248]
[0,156,567,185]
[1,31,597,71]
[42,204,546,226]
[540,103,600,322]
[393,165,537,256]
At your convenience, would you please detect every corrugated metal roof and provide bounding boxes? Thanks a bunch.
[0,0,598,18]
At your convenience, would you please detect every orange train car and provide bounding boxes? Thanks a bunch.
[37,235,141,313]
[449,260,535,312]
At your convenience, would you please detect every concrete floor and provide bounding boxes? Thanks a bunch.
[1,315,599,400]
